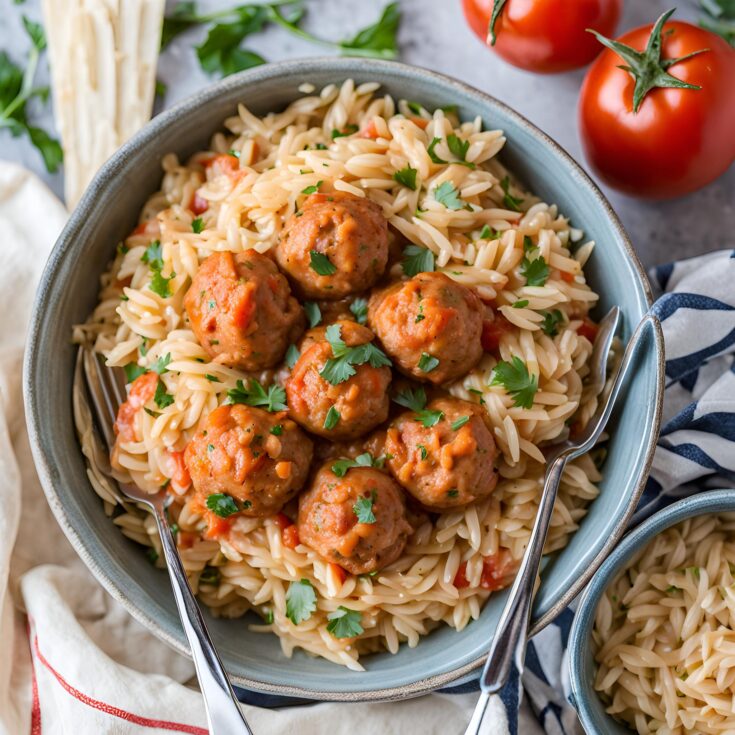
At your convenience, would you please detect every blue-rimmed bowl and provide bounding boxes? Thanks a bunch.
[24,57,664,701]
[569,490,735,733]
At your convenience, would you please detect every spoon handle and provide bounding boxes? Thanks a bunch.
[154,504,254,735]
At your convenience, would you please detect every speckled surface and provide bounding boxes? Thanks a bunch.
[0,0,732,267]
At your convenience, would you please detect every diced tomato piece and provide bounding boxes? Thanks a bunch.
[273,512,292,530]
[480,550,515,591]
[114,372,158,441]
[282,524,300,549]
[189,191,209,215]
[453,562,470,589]
[577,317,599,342]
[203,511,233,540]
[329,562,347,585]
[360,119,380,139]
[560,270,576,283]
[481,317,512,353]
[169,450,191,492]
[204,153,240,174]
[177,530,199,550]
[410,116,429,130]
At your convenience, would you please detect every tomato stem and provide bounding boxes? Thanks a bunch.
[488,0,508,45]
[588,8,708,113]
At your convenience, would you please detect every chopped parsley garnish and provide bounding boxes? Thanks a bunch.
[451,416,470,430]
[393,165,418,190]
[304,301,322,328]
[263,609,274,625]
[446,134,475,169]
[324,406,341,431]
[520,254,550,287]
[427,137,447,164]
[523,235,535,253]
[326,607,364,639]
[151,353,172,375]
[309,250,337,276]
[142,240,175,297]
[205,374,221,382]
[401,244,435,276]
[285,579,317,625]
[512,300,529,308]
[540,309,564,336]
[418,352,440,372]
[142,240,164,269]
[500,176,523,212]
[206,493,239,518]
[191,217,204,233]
[393,386,444,427]
[319,324,391,385]
[270,424,283,436]
[406,101,423,115]
[331,452,385,477]
[226,378,287,411]
[349,297,368,324]
[433,181,467,211]
[284,344,300,369]
[150,269,176,298]
[479,224,500,240]
[447,489,459,498]
[154,379,174,409]
[418,444,428,460]
[491,356,538,409]
[124,363,147,383]
[146,547,159,564]
[301,180,323,195]
[331,124,359,139]
[353,491,377,524]
[199,566,221,585]
[415,303,425,323]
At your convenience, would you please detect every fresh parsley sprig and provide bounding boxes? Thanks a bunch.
[401,244,435,276]
[226,378,287,412]
[392,386,445,428]
[206,493,240,517]
[319,324,391,385]
[490,356,538,409]
[353,491,377,524]
[433,181,468,211]
[349,298,368,325]
[286,578,317,625]
[0,17,62,173]
[331,452,386,477]
[326,606,364,638]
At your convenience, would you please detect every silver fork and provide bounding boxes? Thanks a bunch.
[464,308,663,735]
[81,346,254,735]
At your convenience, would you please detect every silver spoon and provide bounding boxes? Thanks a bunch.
[464,309,663,735]
[80,347,254,735]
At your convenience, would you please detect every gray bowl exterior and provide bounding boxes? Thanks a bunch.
[24,57,664,701]
[569,490,735,733]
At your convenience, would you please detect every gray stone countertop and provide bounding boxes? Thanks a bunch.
[1,0,733,270]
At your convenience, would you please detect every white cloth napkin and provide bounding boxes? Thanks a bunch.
[0,162,539,735]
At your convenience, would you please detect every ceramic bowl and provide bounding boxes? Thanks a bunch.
[569,490,735,733]
[24,57,664,701]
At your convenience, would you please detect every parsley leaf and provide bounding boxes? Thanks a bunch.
[446,134,475,169]
[353,491,377,524]
[151,353,172,375]
[285,579,317,625]
[149,269,176,298]
[393,165,418,190]
[451,416,470,430]
[199,566,221,585]
[142,240,175,297]
[416,409,443,428]
[401,244,435,276]
[338,1,400,59]
[349,297,368,324]
[540,309,564,336]
[124,363,147,383]
[191,217,204,233]
[433,181,466,211]
[520,254,550,287]
[154,379,174,409]
[309,250,337,276]
[206,493,239,517]
[270,424,283,436]
[319,324,391,385]
[301,180,323,195]
[285,343,300,369]
[0,20,63,173]
[418,352,440,372]
[331,452,383,477]
[512,299,529,308]
[523,235,535,253]
[392,387,444,427]
[142,240,164,268]
[427,137,447,164]
[500,176,523,212]
[324,405,341,430]
[326,607,364,638]
[491,356,538,409]
[304,301,322,328]
[226,378,287,411]
[331,124,359,139]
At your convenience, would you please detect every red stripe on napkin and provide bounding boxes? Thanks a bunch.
[28,618,208,734]
[26,621,42,735]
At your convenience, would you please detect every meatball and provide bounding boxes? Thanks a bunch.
[185,250,304,370]
[185,404,312,517]
[275,191,389,300]
[298,463,412,574]
[368,271,484,384]
[384,397,499,510]
[285,320,391,440]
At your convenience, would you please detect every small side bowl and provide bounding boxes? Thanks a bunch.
[569,489,735,733]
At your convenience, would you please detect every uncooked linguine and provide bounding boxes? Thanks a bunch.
[594,514,735,734]
[73,79,604,669]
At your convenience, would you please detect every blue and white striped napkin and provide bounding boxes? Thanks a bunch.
[498,249,735,734]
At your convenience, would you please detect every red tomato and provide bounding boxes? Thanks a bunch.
[189,191,208,215]
[329,562,347,584]
[453,563,470,589]
[480,550,515,591]
[481,316,512,353]
[461,0,622,73]
[579,13,735,199]
[168,450,191,493]
[282,524,300,550]
[577,317,599,342]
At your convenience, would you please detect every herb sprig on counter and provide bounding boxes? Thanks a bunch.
[162,1,401,77]
[0,17,62,172]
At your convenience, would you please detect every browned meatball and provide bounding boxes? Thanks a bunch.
[185,250,304,370]
[285,320,391,440]
[384,397,499,510]
[275,191,389,300]
[298,463,412,574]
[368,271,484,384]
[185,404,312,517]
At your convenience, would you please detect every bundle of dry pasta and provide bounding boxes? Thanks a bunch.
[41,0,164,207]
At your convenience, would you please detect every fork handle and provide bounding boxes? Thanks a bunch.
[463,454,567,735]
[154,505,254,735]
